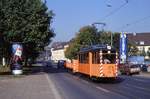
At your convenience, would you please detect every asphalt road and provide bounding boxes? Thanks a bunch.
[46,64,150,99]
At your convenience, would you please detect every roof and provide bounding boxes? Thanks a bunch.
[127,33,150,46]
[79,44,116,53]
[51,42,69,50]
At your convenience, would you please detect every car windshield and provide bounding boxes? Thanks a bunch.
[130,65,139,68]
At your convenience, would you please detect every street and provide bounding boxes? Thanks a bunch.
[0,63,150,99]
[48,64,150,99]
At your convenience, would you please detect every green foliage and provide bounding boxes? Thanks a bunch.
[98,31,111,45]
[65,26,98,59]
[128,43,139,56]
[139,47,146,56]
[112,33,120,51]
[65,41,80,60]
[0,0,55,62]
[147,48,150,58]
[65,25,119,59]
[76,26,98,46]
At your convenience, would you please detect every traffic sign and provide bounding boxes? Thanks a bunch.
[120,32,127,63]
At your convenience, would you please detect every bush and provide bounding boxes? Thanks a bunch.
[0,65,10,73]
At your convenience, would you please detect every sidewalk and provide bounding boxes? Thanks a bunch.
[133,72,150,78]
[139,72,150,78]
[0,69,60,99]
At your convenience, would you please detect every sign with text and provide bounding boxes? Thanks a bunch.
[12,43,23,57]
[119,33,127,63]
[11,43,23,75]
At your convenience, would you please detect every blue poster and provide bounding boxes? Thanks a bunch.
[120,33,127,63]
[12,43,23,57]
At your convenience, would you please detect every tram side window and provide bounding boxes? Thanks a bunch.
[92,52,100,64]
[79,53,89,63]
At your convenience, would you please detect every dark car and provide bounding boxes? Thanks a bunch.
[57,60,66,68]
[138,64,148,72]
[31,61,51,67]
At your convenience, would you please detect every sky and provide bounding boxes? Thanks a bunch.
[46,0,150,42]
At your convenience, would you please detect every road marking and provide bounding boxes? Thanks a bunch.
[126,84,150,92]
[96,86,110,93]
[65,73,109,93]
[45,74,62,99]
[133,78,150,83]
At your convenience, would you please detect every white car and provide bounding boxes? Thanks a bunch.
[120,63,141,75]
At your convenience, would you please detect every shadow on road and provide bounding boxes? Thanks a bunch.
[0,64,125,84]
[64,70,125,84]
[91,77,124,84]
[23,65,67,75]
[0,64,67,77]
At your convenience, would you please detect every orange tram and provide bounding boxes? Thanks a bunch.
[65,45,119,79]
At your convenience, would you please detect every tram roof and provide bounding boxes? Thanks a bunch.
[79,44,115,53]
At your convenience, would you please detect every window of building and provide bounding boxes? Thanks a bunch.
[140,41,144,45]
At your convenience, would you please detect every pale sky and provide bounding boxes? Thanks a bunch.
[47,0,150,42]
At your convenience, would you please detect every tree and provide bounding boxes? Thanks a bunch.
[98,31,111,45]
[147,47,150,59]
[0,0,55,64]
[65,25,121,60]
[139,47,146,56]
[65,25,98,59]
[112,32,120,51]
[76,26,98,46]
[65,40,80,60]
[128,43,139,56]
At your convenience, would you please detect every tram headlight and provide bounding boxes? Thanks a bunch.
[107,46,111,49]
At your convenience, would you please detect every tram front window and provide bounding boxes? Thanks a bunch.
[103,53,116,64]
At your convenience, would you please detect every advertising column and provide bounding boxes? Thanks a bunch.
[119,32,127,64]
[11,43,23,75]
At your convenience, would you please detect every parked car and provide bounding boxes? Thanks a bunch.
[119,63,141,75]
[57,60,66,68]
[31,61,47,66]
[138,64,148,72]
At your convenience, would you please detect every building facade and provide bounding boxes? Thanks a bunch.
[127,33,150,59]
[50,42,70,62]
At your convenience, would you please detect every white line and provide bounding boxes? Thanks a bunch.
[96,86,110,93]
[126,84,150,92]
[45,74,62,99]
[134,78,149,83]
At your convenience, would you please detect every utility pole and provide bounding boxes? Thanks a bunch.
[111,32,113,47]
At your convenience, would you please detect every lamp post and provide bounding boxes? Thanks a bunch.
[111,32,113,47]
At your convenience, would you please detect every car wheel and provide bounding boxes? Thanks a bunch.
[136,72,140,75]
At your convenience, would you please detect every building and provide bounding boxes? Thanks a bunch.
[50,42,70,62]
[127,32,150,59]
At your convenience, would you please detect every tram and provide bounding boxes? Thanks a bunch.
[65,45,119,78]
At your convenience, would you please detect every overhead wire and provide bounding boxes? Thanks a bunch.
[95,0,129,31]
[101,0,129,21]
[117,15,150,31]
